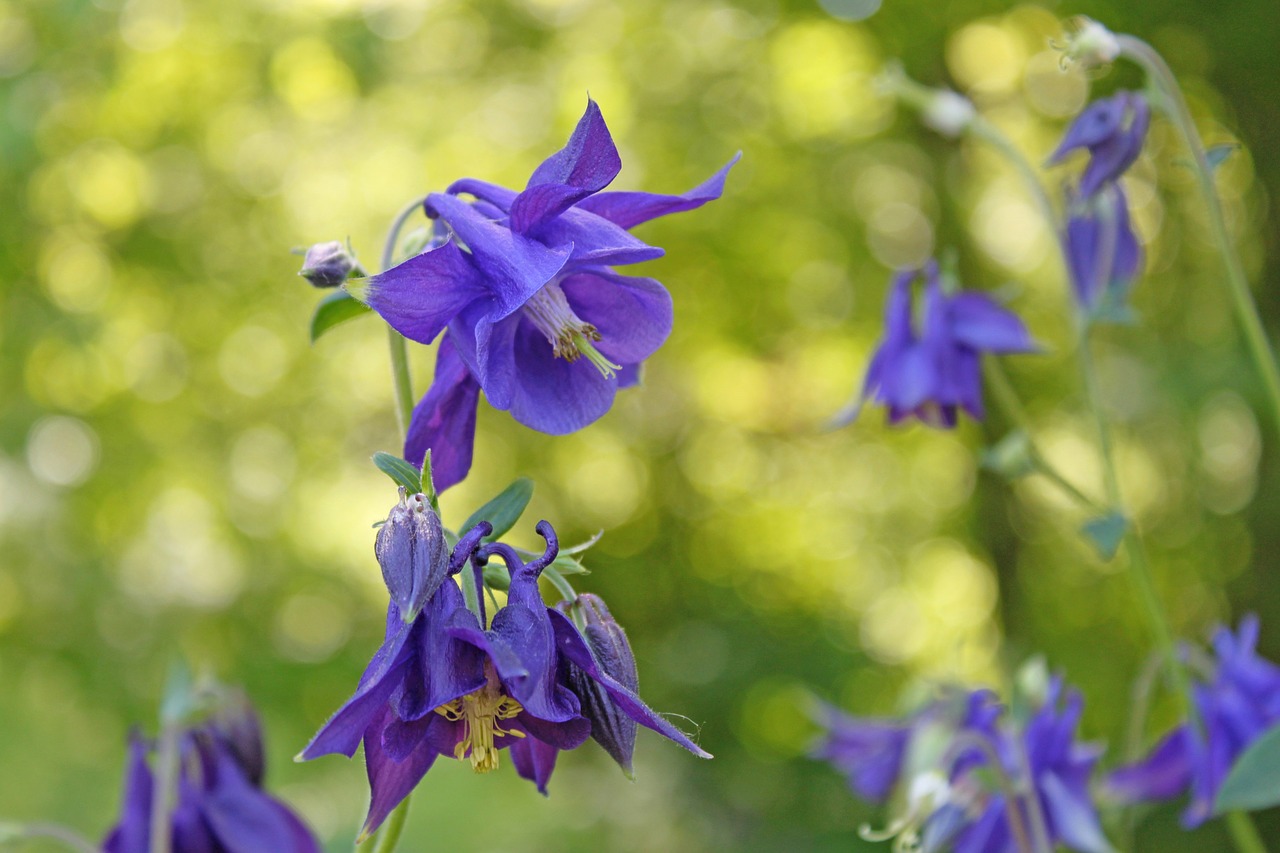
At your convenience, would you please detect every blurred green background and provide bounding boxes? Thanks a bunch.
[3,0,1279,849]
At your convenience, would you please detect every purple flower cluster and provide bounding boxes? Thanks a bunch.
[1108,616,1280,827]
[839,261,1037,428]
[104,695,319,853]
[353,100,738,492]
[1050,91,1150,316]
[300,492,709,837]
[815,679,1110,853]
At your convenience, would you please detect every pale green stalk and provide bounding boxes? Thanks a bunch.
[1116,34,1280,440]
[379,197,430,439]
[356,797,411,853]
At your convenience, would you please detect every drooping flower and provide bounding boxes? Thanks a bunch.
[1064,183,1143,317]
[815,680,1111,853]
[1107,615,1280,828]
[1048,91,1149,198]
[301,500,709,835]
[835,262,1037,429]
[349,99,740,492]
[104,693,320,853]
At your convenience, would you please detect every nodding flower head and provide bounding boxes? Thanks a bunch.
[836,262,1037,430]
[1049,91,1149,198]
[1064,183,1143,318]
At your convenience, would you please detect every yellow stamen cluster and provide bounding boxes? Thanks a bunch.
[434,681,525,773]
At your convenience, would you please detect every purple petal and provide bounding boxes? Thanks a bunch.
[446,178,517,212]
[616,363,641,388]
[518,710,592,752]
[509,99,621,233]
[357,240,488,345]
[529,206,664,267]
[171,780,217,853]
[1106,727,1192,802]
[425,192,572,318]
[549,609,711,759]
[361,707,444,839]
[561,269,673,365]
[509,733,562,796]
[404,334,481,493]
[576,152,741,229]
[400,579,487,718]
[1039,771,1112,853]
[104,734,154,853]
[1049,97,1126,164]
[812,703,909,804]
[486,601,581,723]
[505,318,618,434]
[298,617,415,760]
[947,293,1037,354]
[203,753,320,853]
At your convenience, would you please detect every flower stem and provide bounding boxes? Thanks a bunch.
[149,724,178,853]
[1226,809,1269,853]
[380,197,430,440]
[1116,34,1280,441]
[541,564,578,603]
[0,822,98,853]
[948,731,1043,853]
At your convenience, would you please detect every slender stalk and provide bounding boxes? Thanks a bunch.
[0,823,99,853]
[968,116,1063,235]
[949,731,1042,853]
[1117,34,1280,439]
[541,565,578,603]
[379,196,430,440]
[1226,810,1269,853]
[149,726,178,853]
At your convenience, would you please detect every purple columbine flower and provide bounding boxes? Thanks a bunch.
[1048,91,1150,198]
[301,504,709,835]
[816,682,1110,853]
[836,262,1037,429]
[104,697,320,853]
[1064,184,1143,317]
[1107,615,1280,828]
[350,99,740,492]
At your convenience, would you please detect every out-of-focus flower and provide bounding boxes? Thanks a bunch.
[1048,91,1149,199]
[1064,184,1143,317]
[815,680,1111,853]
[348,99,738,492]
[103,694,319,853]
[302,506,709,835]
[1108,615,1280,828]
[835,262,1037,429]
[298,240,361,288]
[1058,17,1122,68]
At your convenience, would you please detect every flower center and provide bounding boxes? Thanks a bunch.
[433,672,525,773]
[522,283,622,379]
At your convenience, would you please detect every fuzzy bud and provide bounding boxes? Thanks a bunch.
[376,488,449,622]
[298,240,359,288]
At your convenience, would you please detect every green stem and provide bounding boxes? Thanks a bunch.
[357,795,411,853]
[1117,34,1280,439]
[541,565,577,603]
[0,822,98,853]
[379,197,430,440]
[1226,810,1269,853]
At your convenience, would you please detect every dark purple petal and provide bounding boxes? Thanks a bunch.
[549,609,711,759]
[361,707,445,839]
[947,293,1037,354]
[104,734,154,853]
[404,334,481,493]
[358,240,488,345]
[509,734,561,796]
[298,615,415,760]
[529,206,664,267]
[952,800,1009,853]
[1049,97,1126,164]
[398,579,487,719]
[517,707,592,752]
[202,752,319,853]
[506,318,618,434]
[560,269,672,365]
[426,192,572,318]
[486,601,581,723]
[576,152,742,229]
[509,99,621,233]
[171,780,217,853]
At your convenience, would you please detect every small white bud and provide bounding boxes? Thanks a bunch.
[921,90,975,138]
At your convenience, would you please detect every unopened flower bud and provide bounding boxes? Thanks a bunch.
[562,593,640,775]
[298,240,359,288]
[205,688,266,786]
[376,488,449,622]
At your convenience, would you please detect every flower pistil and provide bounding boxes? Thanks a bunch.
[522,283,622,378]
[434,664,526,773]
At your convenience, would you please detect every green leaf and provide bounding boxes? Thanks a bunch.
[460,478,534,541]
[549,554,590,576]
[482,563,510,591]
[980,431,1035,480]
[1080,512,1128,561]
[1214,722,1280,814]
[372,451,423,494]
[1206,143,1241,172]
[310,289,371,343]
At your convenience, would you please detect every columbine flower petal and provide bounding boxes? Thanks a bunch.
[103,734,154,853]
[360,706,446,839]
[355,239,488,346]
[576,151,742,229]
[1049,92,1149,198]
[403,335,481,488]
[509,98,622,234]
[506,320,619,434]
[812,703,911,803]
[509,732,562,795]
[560,269,674,365]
